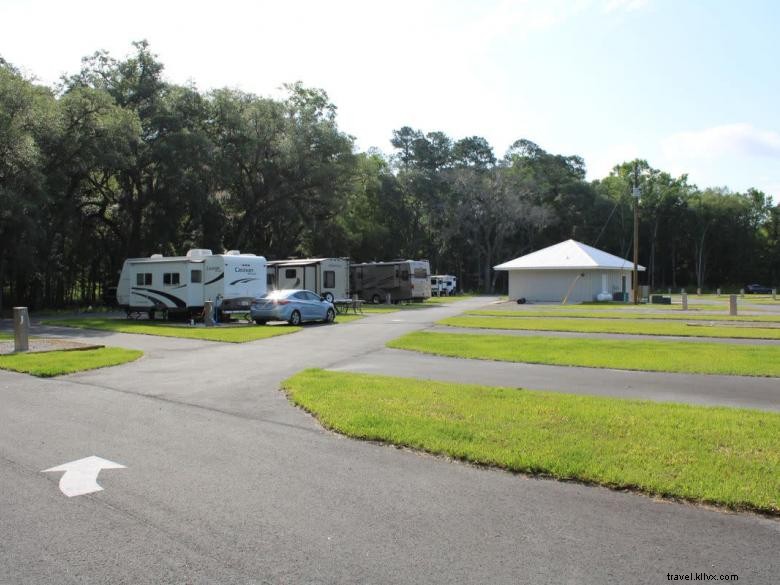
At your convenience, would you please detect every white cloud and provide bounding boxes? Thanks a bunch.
[663,124,780,160]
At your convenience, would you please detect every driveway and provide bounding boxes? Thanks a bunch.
[1,298,778,584]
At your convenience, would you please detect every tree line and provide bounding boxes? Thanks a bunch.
[1,42,778,310]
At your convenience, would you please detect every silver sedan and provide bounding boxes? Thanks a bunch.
[250,289,336,325]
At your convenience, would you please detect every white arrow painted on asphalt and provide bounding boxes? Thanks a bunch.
[42,456,126,497]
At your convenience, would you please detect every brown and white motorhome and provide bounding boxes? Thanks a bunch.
[267,258,350,302]
[350,260,432,303]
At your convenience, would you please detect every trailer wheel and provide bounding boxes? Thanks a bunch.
[289,310,302,326]
[371,294,381,304]
[325,308,335,323]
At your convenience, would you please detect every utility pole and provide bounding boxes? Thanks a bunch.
[632,162,641,304]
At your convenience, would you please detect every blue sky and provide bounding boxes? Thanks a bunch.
[2,0,779,198]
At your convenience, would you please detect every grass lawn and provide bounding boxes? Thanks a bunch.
[0,347,142,377]
[388,331,780,377]
[336,303,446,321]
[467,308,780,323]
[283,369,780,513]
[441,315,780,340]
[422,295,475,304]
[44,318,301,342]
[0,332,12,340]
[333,313,366,323]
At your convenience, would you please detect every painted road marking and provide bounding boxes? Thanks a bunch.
[42,456,126,497]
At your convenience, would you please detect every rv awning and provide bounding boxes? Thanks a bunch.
[267,258,333,267]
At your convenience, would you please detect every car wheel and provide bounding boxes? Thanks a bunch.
[254,319,267,325]
[325,308,335,323]
[324,292,334,302]
[371,294,381,304]
[289,310,302,326]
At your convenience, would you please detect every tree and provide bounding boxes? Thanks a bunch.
[449,166,554,292]
[0,59,56,309]
[212,83,355,258]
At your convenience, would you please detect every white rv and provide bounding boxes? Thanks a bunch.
[431,274,457,296]
[266,258,349,302]
[116,249,267,318]
[350,259,432,303]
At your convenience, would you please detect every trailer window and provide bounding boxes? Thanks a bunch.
[413,268,428,278]
[191,270,202,283]
[136,273,152,286]
[267,273,276,286]
[285,269,297,279]
[401,270,409,281]
[163,272,180,285]
[324,270,335,288]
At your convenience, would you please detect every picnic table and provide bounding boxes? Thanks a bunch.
[333,298,365,314]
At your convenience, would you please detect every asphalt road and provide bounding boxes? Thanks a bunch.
[1,298,778,584]
[332,347,780,411]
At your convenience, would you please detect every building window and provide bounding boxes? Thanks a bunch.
[285,268,297,279]
[191,270,202,283]
[163,273,180,285]
[136,273,152,286]
[324,270,335,288]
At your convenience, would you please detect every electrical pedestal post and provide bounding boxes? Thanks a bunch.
[13,307,29,352]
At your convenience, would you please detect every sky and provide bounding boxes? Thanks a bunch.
[2,0,779,199]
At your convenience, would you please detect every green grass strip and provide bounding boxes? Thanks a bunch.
[283,369,780,513]
[467,309,780,323]
[422,295,475,304]
[44,318,301,342]
[0,347,142,377]
[388,331,780,377]
[442,315,780,339]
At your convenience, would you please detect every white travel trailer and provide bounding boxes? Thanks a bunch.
[350,259,432,303]
[431,274,457,296]
[266,258,349,302]
[116,249,267,318]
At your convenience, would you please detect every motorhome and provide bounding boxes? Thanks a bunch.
[431,274,457,296]
[116,249,267,318]
[267,258,349,302]
[350,260,431,303]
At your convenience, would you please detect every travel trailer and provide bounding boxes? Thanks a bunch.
[116,249,267,318]
[267,258,349,302]
[350,260,432,303]
[431,274,457,296]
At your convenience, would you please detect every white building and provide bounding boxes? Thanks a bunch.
[494,239,645,303]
